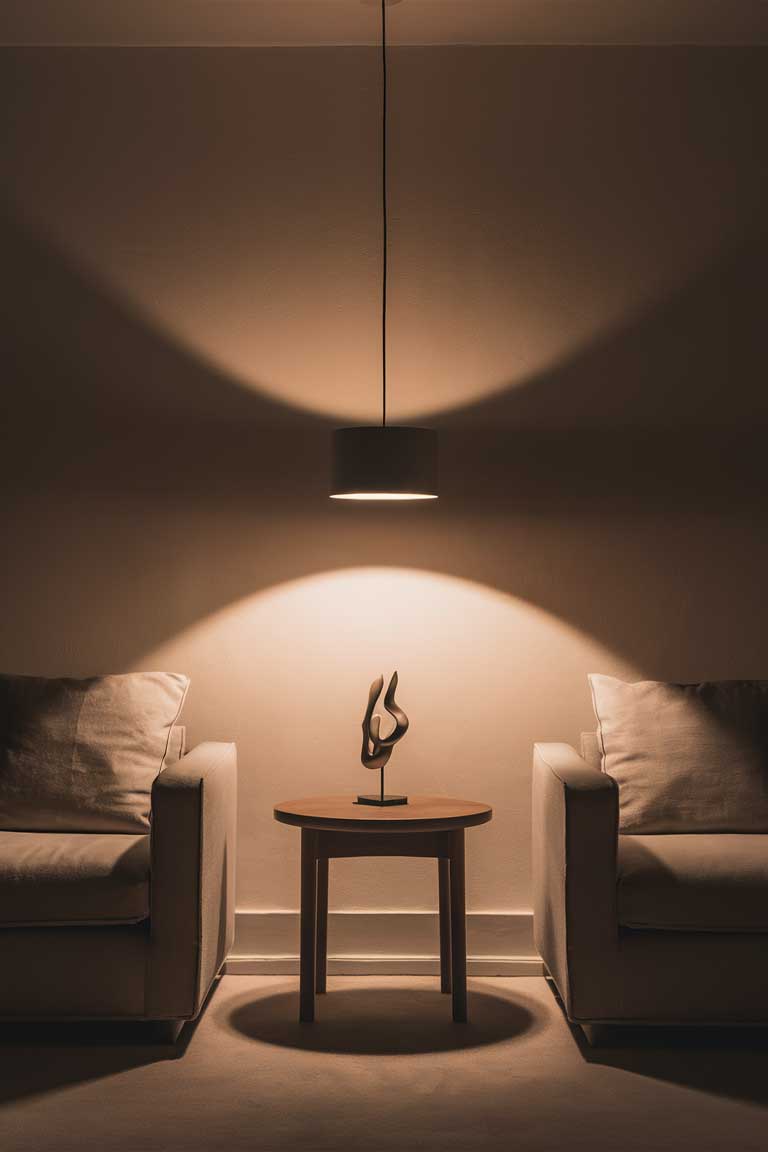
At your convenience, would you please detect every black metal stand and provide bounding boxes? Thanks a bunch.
[356,794,408,806]
[356,765,408,806]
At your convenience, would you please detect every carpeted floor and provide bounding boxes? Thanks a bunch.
[1,976,767,1151]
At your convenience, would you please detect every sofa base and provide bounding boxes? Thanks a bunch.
[153,1019,185,1044]
[579,1019,768,1047]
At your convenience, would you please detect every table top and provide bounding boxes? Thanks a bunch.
[273,795,493,833]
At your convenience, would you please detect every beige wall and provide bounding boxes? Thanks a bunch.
[1,48,767,932]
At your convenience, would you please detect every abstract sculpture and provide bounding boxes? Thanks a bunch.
[357,671,410,806]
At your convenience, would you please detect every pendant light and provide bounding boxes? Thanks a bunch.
[330,0,438,501]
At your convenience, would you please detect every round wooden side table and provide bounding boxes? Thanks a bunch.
[273,795,493,1024]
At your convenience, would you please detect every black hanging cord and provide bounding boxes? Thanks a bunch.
[381,0,388,427]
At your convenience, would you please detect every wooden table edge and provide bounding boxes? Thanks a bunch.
[273,801,493,834]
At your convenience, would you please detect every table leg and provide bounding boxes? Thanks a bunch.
[316,855,329,994]
[438,857,452,994]
[300,828,318,1022]
[449,829,467,1022]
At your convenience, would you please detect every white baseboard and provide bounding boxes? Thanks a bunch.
[224,955,543,976]
[225,910,542,977]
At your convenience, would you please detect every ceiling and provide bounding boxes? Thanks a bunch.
[1,1,767,47]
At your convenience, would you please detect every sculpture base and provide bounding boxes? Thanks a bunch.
[356,794,408,807]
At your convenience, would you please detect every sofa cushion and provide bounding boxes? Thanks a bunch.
[618,834,768,932]
[589,674,768,833]
[166,724,186,765]
[0,830,150,926]
[0,672,189,832]
[580,731,602,772]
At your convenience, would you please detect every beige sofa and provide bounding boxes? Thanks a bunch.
[0,732,237,1034]
[533,733,768,1041]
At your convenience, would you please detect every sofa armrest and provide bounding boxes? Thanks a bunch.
[146,741,237,1020]
[532,742,619,1020]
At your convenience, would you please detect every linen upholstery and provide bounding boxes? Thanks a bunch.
[588,674,768,833]
[533,741,768,1027]
[0,672,189,832]
[166,724,187,765]
[0,741,236,1023]
[609,929,768,1023]
[532,743,620,1021]
[618,834,768,932]
[146,741,237,1019]
[0,831,150,926]
[0,925,149,1017]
